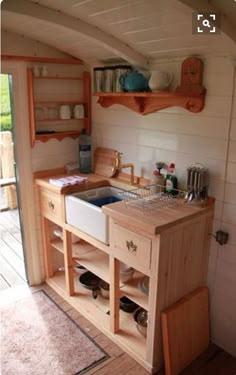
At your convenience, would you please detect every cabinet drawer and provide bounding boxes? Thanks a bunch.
[40,190,63,222]
[111,223,151,273]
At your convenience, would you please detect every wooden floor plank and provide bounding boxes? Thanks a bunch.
[1,284,236,375]
[0,222,22,244]
[3,209,20,229]
[0,239,26,279]
[1,231,24,259]
[0,255,26,287]
[0,213,20,234]
[0,274,10,290]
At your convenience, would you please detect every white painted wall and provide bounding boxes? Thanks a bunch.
[92,56,236,356]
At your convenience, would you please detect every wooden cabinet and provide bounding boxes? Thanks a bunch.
[36,179,214,374]
[27,65,91,146]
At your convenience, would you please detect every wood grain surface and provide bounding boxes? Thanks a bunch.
[161,287,210,375]
[94,147,118,177]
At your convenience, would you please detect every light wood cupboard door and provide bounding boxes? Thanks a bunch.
[110,222,152,274]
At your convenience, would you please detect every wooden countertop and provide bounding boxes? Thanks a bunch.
[34,168,214,235]
[102,198,214,235]
[34,168,140,195]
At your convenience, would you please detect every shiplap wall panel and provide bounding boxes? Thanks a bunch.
[32,139,78,171]
[92,56,236,357]
[1,31,71,59]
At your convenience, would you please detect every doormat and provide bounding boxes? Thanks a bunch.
[1,290,108,374]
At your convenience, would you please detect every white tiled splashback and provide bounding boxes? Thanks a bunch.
[91,56,236,356]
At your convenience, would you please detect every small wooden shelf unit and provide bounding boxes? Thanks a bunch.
[27,64,91,146]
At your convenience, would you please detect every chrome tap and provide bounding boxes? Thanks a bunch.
[115,152,135,185]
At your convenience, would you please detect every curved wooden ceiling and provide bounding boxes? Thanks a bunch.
[1,0,236,66]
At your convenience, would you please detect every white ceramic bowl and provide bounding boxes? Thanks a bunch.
[74,265,87,275]
[120,268,134,283]
[120,261,132,272]
[53,229,80,244]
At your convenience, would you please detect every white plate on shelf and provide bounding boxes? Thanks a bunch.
[138,276,149,296]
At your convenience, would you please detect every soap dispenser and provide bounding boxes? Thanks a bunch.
[165,162,178,195]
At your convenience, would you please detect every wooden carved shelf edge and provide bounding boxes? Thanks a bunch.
[96,93,205,114]
[94,57,206,115]
[35,131,80,143]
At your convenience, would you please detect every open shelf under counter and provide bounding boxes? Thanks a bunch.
[47,270,110,327]
[51,238,63,254]
[120,271,149,311]
[116,308,147,361]
[72,241,110,283]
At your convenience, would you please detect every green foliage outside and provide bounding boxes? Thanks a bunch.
[0,74,12,131]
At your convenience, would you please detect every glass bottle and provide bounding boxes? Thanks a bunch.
[79,128,92,173]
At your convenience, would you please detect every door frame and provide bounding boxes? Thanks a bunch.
[2,60,43,285]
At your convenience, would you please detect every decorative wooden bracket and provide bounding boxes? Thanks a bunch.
[96,92,205,115]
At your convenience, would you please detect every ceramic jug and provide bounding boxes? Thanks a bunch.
[119,71,149,92]
[148,71,173,92]
[74,104,84,119]
[59,105,71,119]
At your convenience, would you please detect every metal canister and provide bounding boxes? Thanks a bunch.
[103,67,115,92]
[93,67,104,92]
[113,65,132,92]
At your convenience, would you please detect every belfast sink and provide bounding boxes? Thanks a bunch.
[65,186,123,244]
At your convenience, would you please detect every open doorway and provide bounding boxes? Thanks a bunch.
[0,73,27,290]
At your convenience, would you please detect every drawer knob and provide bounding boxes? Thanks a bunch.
[48,201,55,210]
[126,240,137,253]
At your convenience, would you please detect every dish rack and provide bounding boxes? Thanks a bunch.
[119,184,186,214]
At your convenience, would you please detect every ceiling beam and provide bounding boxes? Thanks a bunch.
[177,0,236,45]
[2,0,148,68]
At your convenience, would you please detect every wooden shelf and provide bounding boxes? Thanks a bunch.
[51,238,63,253]
[34,76,83,80]
[47,271,147,362]
[94,91,205,114]
[72,241,110,283]
[47,271,110,323]
[27,66,91,146]
[35,130,80,142]
[36,118,86,123]
[118,309,147,360]
[35,100,85,105]
[120,271,148,310]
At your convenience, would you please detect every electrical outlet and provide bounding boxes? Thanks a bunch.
[216,230,229,246]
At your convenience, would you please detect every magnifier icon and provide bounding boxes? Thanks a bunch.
[202,19,211,27]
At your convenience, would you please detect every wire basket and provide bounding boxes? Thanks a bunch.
[119,184,186,214]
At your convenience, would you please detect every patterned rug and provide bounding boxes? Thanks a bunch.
[1,290,108,374]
